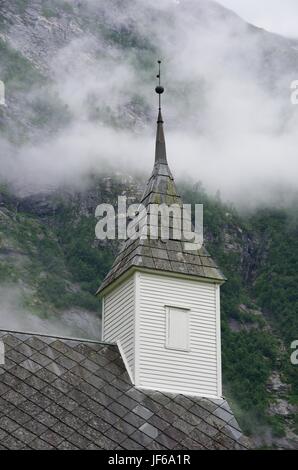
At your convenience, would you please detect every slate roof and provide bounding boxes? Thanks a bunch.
[0,330,249,450]
[98,110,225,294]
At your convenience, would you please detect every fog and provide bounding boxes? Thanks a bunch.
[0,2,296,443]
[1,0,298,206]
[216,0,298,38]
[0,285,101,339]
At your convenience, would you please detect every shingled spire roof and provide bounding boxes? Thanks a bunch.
[140,106,180,209]
[155,109,167,164]
[97,63,225,295]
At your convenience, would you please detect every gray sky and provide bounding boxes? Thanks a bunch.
[216,0,298,38]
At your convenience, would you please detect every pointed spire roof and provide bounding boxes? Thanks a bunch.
[155,109,167,165]
[97,62,225,295]
[140,107,179,208]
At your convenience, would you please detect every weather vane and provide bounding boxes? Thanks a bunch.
[155,60,164,110]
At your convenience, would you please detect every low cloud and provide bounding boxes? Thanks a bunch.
[0,285,101,339]
[216,0,298,38]
[1,0,298,207]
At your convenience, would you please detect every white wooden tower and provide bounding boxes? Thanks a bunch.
[97,63,226,399]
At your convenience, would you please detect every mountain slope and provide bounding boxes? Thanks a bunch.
[1,0,298,198]
[1,179,297,449]
[0,0,297,449]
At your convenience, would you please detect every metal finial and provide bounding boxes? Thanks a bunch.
[155,59,164,110]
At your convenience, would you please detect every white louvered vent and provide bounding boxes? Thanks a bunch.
[165,306,190,351]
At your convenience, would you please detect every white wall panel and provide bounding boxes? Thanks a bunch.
[103,276,135,381]
[136,272,221,398]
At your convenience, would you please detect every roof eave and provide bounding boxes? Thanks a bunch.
[97,265,226,298]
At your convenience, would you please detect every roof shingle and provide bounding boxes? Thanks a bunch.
[0,330,249,450]
[97,111,225,294]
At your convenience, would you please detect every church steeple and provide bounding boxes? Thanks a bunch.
[98,60,224,294]
[97,61,225,399]
[155,60,167,165]
[155,109,167,165]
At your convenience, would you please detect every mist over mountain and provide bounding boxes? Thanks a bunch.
[1,0,298,205]
[0,0,297,449]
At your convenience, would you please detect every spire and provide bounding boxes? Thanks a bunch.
[155,60,167,165]
[96,61,226,295]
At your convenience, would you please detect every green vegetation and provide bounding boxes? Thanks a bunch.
[0,40,70,139]
[15,0,29,14]
[223,327,278,434]
[60,1,74,15]
[54,205,115,294]
[41,0,73,18]
[29,92,71,129]
[0,39,43,92]
[180,183,297,437]
[41,6,57,18]
[0,179,297,444]
[0,205,104,318]
[252,208,298,345]
[251,208,298,418]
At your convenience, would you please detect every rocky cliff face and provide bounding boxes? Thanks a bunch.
[1,0,298,186]
[1,177,298,449]
[0,0,297,450]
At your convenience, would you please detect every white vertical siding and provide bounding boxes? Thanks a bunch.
[103,276,135,381]
[137,272,221,398]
